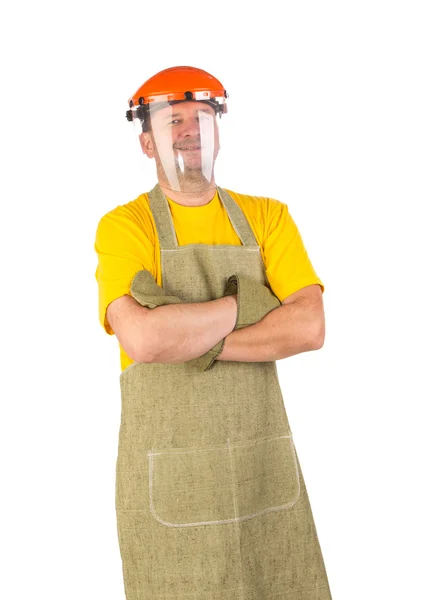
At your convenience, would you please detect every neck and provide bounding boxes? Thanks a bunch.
[158,181,217,207]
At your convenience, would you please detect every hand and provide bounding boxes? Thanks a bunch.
[222,274,281,331]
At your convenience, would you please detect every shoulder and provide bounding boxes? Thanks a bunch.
[223,187,287,212]
[95,192,156,242]
[222,188,289,236]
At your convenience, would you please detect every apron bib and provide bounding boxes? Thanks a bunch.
[115,184,332,599]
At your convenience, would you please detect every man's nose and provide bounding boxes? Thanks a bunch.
[179,117,201,137]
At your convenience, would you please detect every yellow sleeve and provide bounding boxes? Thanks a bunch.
[94,207,156,334]
[262,200,324,302]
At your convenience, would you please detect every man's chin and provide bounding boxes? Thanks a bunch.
[181,168,208,178]
[179,161,210,174]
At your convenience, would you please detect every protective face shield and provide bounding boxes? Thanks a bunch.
[126,66,228,195]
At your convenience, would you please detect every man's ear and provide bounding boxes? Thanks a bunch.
[139,131,155,158]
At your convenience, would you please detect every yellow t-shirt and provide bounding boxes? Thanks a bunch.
[94,188,324,371]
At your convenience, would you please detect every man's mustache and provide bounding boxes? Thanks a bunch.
[174,139,201,150]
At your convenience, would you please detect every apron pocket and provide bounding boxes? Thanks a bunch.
[148,434,300,527]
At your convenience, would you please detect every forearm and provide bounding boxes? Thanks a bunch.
[145,295,237,364]
[216,298,325,363]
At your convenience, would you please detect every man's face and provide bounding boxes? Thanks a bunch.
[139,101,220,176]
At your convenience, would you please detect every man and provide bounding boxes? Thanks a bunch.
[95,65,332,599]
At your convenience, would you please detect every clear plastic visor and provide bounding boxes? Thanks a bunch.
[134,100,222,195]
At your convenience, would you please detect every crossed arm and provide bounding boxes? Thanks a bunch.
[217,283,324,362]
[107,284,325,364]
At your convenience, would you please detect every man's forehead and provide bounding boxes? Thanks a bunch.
[150,101,215,120]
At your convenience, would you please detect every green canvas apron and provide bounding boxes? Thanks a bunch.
[115,184,332,599]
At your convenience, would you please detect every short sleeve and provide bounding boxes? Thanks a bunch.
[262,200,324,302]
[94,207,156,334]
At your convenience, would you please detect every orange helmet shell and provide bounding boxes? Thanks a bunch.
[128,65,228,107]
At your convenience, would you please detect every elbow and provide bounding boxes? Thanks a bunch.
[130,335,159,364]
[125,322,160,364]
[120,337,149,363]
[309,318,325,351]
[131,345,154,364]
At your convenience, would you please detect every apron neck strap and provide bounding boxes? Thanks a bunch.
[148,183,259,250]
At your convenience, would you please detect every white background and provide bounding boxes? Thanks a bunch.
[1,1,430,599]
